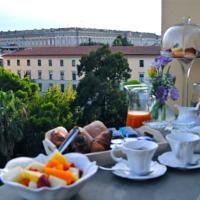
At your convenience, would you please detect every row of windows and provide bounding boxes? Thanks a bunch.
[7,59,77,67]
[7,59,144,68]
[17,70,77,81]
[38,83,77,92]
[18,68,143,84]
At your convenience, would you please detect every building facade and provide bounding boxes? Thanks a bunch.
[3,46,160,93]
[0,28,160,53]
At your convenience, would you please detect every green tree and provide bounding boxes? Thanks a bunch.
[112,35,133,46]
[0,68,80,158]
[76,45,131,127]
[0,90,27,166]
[79,38,104,46]
[78,45,131,88]
[0,68,40,100]
[18,84,80,156]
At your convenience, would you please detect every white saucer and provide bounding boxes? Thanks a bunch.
[158,152,200,169]
[172,120,196,128]
[143,120,169,130]
[191,126,200,135]
[112,161,167,180]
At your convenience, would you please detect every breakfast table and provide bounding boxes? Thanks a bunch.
[1,119,200,200]
[1,166,200,200]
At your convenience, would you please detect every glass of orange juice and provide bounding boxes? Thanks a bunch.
[125,84,151,128]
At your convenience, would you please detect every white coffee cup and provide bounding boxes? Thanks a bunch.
[166,133,200,165]
[111,140,158,175]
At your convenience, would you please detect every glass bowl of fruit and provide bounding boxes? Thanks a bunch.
[0,150,98,200]
[162,17,200,59]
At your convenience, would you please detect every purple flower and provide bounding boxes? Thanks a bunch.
[170,87,179,101]
[156,85,168,103]
[151,56,172,68]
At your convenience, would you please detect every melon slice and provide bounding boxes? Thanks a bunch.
[20,169,43,182]
[49,175,66,187]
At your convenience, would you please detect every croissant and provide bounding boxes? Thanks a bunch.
[69,127,93,153]
[91,130,112,152]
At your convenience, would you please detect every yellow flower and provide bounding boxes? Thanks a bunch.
[147,67,157,78]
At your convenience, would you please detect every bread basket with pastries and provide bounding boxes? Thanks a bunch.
[43,121,113,155]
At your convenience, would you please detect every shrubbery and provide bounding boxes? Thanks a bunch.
[14,84,79,159]
[0,68,79,166]
[123,80,140,85]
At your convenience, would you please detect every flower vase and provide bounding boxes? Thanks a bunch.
[144,97,175,134]
[150,100,167,121]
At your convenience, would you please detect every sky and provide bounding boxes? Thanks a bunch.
[0,0,161,35]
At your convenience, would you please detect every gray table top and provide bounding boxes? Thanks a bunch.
[1,167,200,200]
[71,167,200,200]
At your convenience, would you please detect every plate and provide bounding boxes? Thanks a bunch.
[191,126,200,135]
[143,121,169,130]
[172,120,196,129]
[158,151,200,169]
[112,161,167,180]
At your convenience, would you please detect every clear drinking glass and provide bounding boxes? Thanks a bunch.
[191,82,200,106]
[124,84,151,128]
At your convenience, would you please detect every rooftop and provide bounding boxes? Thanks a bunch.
[0,27,160,38]
[4,46,161,57]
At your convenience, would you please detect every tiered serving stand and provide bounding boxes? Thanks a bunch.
[162,17,200,106]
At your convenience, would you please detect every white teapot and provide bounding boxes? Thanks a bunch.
[175,103,200,123]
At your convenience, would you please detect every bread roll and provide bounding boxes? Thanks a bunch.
[84,121,108,138]
[69,127,93,153]
[91,130,112,152]
[45,127,69,147]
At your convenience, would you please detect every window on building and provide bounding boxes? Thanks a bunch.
[17,70,21,78]
[38,70,42,79]
[72,84,77,90]
[60,71,64,80]
[72,59,76,67]
[17,59,20,66]
[60,59,64,67]
[139,60,144,67]
[27,59,31,66]
[139,73,145,83]
[60,84,65,92]
[25,70,31,79]
[49,70,53,80]
[7,60,10,66]
[38,83,42,91]
[48,59,52,67]
[38,59,42,66]
[72,71,76,81]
